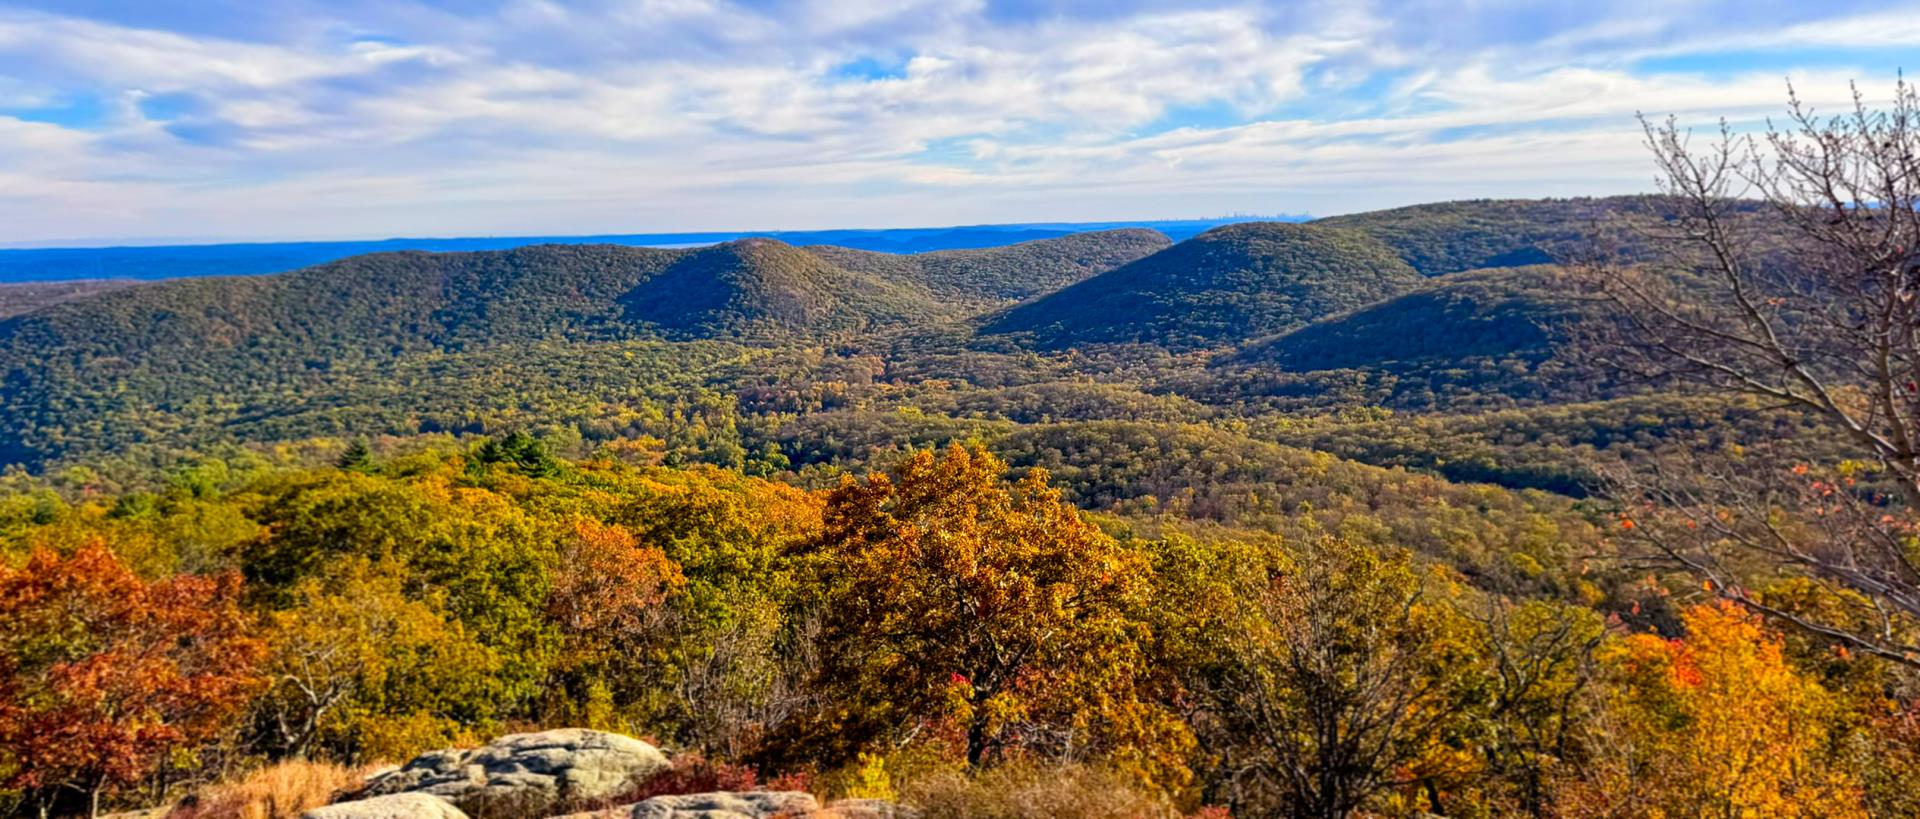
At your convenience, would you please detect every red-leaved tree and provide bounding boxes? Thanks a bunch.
[0,543,265,819]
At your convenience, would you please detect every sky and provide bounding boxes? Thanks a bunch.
[0,1,1915,246]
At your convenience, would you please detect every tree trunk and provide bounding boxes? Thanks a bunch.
[965,714,990,768]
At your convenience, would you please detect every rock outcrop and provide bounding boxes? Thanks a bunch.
[357,729,671,817]
[600,791,819,818]
[304,793,469,819]
[335,729,913,819]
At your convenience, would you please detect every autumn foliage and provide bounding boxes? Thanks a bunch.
[0,543,264,818]
[1562,602,1866,818]
[788,445,1188,782]
[0,444,1914,818]
[547,519,684,642]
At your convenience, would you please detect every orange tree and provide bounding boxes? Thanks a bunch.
[0,543,264,819]
[1561,601,1867,818]
[542,518,686,730]
[783,444,1189,785]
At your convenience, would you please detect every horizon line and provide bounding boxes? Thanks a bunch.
[0,213,1319,253]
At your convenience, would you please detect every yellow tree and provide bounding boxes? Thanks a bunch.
[1566,602,1866,818]
[790,445,1188,784]
[257,560,501,762]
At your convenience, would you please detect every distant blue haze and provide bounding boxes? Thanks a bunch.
[0,217,1307,283]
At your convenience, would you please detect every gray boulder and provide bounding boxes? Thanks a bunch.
[305,794,469,819]
[359,729,671,817]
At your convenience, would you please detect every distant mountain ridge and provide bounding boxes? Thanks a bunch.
[0,217,1294,284]
[1310,196,1656,275]
[622,239,936,339]
[0,230,1168,466]
[0,196,1694,470]
[0,279,140,319]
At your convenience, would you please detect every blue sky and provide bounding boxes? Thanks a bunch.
[0,0,1914,245]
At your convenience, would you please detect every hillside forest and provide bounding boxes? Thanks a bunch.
[2,85,1920,819]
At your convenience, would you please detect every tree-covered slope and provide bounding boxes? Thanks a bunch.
[0,244,687,410]
[1229,265,1594,371]
[1311,197,1640,276]
[0,244,690,466]
[620,238,940,339]
[616,230,1172,338]
[981,222,1424,350]
[0,280,142,319]
[807,228,1171,304]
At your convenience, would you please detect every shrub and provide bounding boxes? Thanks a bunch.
[594,753,812,809]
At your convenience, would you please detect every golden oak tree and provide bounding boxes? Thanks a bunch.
[793,445,1189,784]
[547,518,684,643]
[541,518,685,731]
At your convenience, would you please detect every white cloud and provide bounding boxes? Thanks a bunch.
[0,13,351,90]
[0,0,1914,243]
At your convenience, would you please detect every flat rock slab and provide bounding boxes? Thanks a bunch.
[305,793,470,819]
[359,729,670,818]
[579,791,820,819]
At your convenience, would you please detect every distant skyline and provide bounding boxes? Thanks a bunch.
[0,1,1915,245]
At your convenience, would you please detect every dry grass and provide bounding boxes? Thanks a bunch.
[168,761,375,819]
[901,763,1185,819]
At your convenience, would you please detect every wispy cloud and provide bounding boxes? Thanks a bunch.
[0,0,1913,243]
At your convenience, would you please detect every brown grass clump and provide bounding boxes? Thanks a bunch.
[168,761,373,819]
[901,762,1185,819]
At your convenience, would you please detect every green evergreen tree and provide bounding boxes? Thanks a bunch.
[336,439,375,472]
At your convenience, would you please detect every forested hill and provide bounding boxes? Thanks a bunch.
[1229,265,1596,371]
[0,196,1701,473]
[620,238,936,339]
[1309,196,1632,275]
[982,221,1424,350]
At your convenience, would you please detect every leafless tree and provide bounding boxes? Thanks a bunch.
[1580,78,1920,665]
